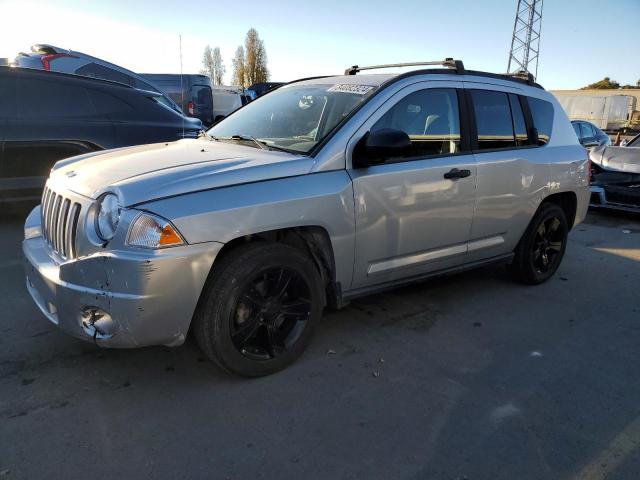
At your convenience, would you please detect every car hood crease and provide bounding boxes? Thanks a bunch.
[49,139,314,206]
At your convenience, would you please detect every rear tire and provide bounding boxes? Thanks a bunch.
[194,242,324,377]
[508,202,568,285]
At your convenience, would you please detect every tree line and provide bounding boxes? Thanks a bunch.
[200,28,269,88]
[580,77,640,90]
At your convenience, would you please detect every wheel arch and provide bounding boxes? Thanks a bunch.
[541,191,578,230]
[210,225,342,309]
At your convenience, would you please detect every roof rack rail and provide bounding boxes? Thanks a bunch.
[501,70,536,84]
[344,58,465,76]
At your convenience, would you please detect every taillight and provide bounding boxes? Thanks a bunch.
[40,53,78,70]
[187,101,194,116]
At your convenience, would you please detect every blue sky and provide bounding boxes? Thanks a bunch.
[2,0,638,89]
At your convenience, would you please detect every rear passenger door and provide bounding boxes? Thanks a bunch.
[348,82,477,289]
[464,85,550,262]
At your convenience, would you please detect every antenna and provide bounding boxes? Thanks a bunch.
[507,0,544,79]
[179,34,184,139]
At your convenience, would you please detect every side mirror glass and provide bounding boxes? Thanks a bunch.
[354,128,412,167]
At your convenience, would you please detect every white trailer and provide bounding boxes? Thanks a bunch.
[552,93,636,131]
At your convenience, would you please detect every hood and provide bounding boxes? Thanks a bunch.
[590,145,640,174]
[50,139,314,206]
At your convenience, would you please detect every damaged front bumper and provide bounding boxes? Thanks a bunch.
[23,209,222,348]
[590,171,640,213]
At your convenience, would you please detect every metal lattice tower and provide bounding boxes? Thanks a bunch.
[507,0,544,79]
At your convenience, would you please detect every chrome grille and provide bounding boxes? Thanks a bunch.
[41,186,82,259]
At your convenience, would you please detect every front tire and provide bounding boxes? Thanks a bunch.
[194,242,324,377]
[508,202,568,285]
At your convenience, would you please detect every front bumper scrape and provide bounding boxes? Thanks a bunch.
[23,235,222,348]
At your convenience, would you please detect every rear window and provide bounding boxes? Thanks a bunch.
[191,85,212,108]
[470,90,516,150]
[528,97,554,145]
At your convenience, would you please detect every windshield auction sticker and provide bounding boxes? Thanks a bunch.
[327,84,375,95]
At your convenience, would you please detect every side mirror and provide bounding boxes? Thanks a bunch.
[354,128,412,167]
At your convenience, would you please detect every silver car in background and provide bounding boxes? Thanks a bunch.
[13,43,182,112]
[23,59,590,376]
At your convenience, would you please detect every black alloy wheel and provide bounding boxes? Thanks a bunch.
[194,242,324,377]
[509,202,569,285]
[230,267,312,361]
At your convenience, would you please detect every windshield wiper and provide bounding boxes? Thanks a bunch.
[228,134,269,150]
[210,134,301,154]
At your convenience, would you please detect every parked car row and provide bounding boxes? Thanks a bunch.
[12,44,261,127]
[2,43,287,206]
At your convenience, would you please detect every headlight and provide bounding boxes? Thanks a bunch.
[96,193,121,241]
[127,213,184,249]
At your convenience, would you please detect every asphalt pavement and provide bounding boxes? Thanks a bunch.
[1,209,639,480]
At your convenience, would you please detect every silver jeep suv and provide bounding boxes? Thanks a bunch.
[23,59,590,376]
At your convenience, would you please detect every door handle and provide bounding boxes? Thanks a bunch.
[444,168,471,180]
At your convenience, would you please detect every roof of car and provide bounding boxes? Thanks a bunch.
[289,66,544,91]
[0,66,161,95]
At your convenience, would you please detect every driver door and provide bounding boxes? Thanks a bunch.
[347,82,477,289]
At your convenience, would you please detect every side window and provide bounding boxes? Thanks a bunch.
[509,94,530,147]
[371,88,461,158]
[470,90,515,150]
[580,122,594,139]
[572,122,581,138]
[18,78,94,117]
[528,97,554,145]
[87,89,134,115]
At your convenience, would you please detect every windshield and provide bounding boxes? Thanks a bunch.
[207,83,378,154]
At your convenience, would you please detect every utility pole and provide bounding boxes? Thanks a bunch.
[507,0,544,79]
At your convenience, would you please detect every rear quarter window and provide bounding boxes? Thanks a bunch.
[528,97,554,146]
[87,89,134,115]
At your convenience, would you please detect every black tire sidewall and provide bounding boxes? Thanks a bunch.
[198,243,324,377]
[519,203,568,284]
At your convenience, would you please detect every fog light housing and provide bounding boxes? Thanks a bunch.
[81,307,115,340]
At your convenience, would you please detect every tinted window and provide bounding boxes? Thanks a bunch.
[528,97,554,145]
[572,122,581,138]
[371,88,461,157]
[75,62,134,87]
[87,89,134,115]
[509,94,529,147]
[19,78,94,117]
[580,122,594,138]
[471,90,515,150]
